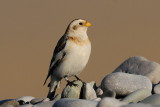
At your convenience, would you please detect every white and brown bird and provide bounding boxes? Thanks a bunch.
[44,19,91,98]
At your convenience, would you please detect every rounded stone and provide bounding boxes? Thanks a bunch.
[113,56,160,84]
[62,80,83,99]
[17,104,33,107]
[0,100,19,107]
[53,98,98,107]
[121,103,159,107]
[96,88,103,96]
[30,98,44,104]
[97,97,128,107]
[33,101,55,107]
[100,72,152,96]
[153,83,160,94]
[83,82,97,100]
[16,96,35,104]
[122,88,151,103]
[141,94,160,105]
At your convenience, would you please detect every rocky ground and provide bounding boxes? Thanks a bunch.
[1,56,160,107]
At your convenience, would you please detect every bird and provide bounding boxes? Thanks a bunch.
[43,19,92,99]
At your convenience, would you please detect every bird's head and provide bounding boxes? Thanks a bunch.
[66,19,91,39]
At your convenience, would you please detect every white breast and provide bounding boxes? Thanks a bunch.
[57,40,91,78]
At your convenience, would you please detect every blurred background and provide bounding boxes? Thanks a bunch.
[0,0,160,99]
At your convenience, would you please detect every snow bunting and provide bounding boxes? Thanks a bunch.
[44,19,92,98]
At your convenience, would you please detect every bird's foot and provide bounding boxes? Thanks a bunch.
[66,80,79,87]
[75,75,86,85]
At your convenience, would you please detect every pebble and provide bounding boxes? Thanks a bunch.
[0,100,19,107]
[97,97,128,107]
[141,94,160,105]
[0,99,13,105]
[122,103,160,107]
[53,98,98,107]
[61,80,83,99]
[30,98,44,105]
[122,88,151,103]
[113,56,160,84]
[100,72,152,96]
[153,83,160,94]
[17,104,33,107]
[96,88,103,96]
[33,101,55,107]
[16,96,35,104]
[83,82,97,100]
[101,89,116,98]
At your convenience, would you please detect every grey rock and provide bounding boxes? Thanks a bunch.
[17,104,33,107]
[42,98,50,102]
[96,88,103,96]
[101,90,116,98]
[100,72,152,96]
[16,96,35,103]
[3,105,14,107]
[122,88,151,103]
[62,80,83,99]
[0,100,19,107]
[92,98,101,101]
[97,97,128,107]
[33,101,55,107]
[53,98,98,107]
[153,84,160,94]
[122,103,160,107]
[0,99,13,105]
[113,56,160,84]
[141,94,160,105]
[83,82,97,100]
[30,98,44,105]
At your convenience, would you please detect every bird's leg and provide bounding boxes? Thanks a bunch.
[64,76,78,87]
[75,75,86,85]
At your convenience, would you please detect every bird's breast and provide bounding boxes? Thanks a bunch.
[57,38,91,78]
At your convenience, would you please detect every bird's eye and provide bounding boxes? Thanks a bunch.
[79,22,83,25]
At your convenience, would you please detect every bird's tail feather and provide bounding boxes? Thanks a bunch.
[47,78,59,99]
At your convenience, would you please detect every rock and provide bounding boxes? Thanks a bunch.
[100,72,152,96]
[30,98,44,105]
[121,103,160,107]
[101,90,116,98]
[97,97,128,107]
[0,99,13,105]
[96,88,103,96]
[153,83,160,94]
[16,96,35,104]
[17,104,33,107]
[2,105,14,107]
[141,94,160,105]
[122,88,151,103]
[33,101,55,107]
[83,82,97,100]
[113,56,160,84]
[0,100,19,107]
[92,98,101,101]
[53,98,98,107]
[61,80,83,99]
[42,98,50,102]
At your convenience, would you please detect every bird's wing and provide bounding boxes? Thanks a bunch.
[43,35,68,85]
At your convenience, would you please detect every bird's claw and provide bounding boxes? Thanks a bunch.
[67,81,79,87]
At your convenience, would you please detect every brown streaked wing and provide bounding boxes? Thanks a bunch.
[43,35,68,85]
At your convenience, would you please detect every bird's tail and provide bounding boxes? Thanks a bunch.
[47,78,60,99]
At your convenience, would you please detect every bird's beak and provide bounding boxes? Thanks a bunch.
[84,22,91,27]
